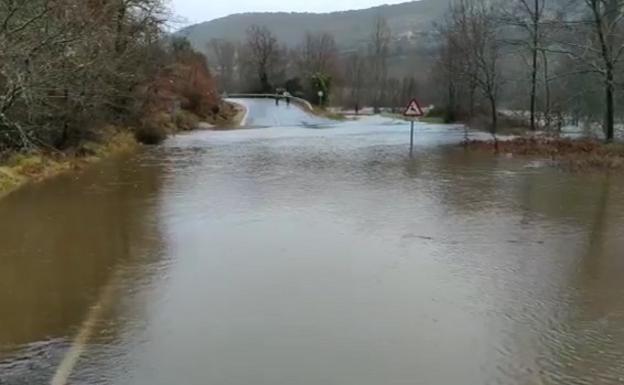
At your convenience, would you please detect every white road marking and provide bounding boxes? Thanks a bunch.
[50,269,122,385]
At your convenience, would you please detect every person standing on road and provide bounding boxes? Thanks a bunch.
[284,91,291,107]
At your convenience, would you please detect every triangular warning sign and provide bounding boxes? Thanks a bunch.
[403,99,424,117]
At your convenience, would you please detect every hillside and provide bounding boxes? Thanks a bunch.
[178,0,450,51]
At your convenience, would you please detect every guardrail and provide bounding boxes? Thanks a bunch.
[225,93,314,112]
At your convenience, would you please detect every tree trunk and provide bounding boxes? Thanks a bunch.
[447,80,456,123]
[530,11,538,131]
[468,83,476,120]
[605,67,615,141]
[541,50,551,129]
[489,95,498,135]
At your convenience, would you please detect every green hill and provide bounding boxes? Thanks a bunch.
[178,0,450,51]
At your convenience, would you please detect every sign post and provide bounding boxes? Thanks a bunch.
[410,121,415,154]
[403,99,424,156]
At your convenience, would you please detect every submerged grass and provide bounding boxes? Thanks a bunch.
[464,137,624,171]
[312,107,350,121]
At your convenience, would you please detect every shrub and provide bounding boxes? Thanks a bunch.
[135,113,172,145]
[426,105,460,123]
[174,110,200,131]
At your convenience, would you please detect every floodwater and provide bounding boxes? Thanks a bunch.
[1,100,624,385]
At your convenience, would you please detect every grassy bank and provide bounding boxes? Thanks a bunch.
[0,101,244,198]
[464,137,624,171]
[380,112,446,124]
[0,130,138,198]
[312,107,351,121]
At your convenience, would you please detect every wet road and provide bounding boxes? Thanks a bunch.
[1,100,624,385]
[232,98,332,128]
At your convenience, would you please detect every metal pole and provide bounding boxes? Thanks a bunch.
[410,121,414,156]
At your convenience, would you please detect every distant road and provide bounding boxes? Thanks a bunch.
[227,98,332,128]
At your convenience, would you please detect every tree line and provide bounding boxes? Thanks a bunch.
[434,0,624,141]
[0,0,218,152]
[207,17,420,113]
[207,0,623,142]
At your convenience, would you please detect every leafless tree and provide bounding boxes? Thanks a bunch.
[547,0,624,141]
[436,0,503,133]
[0,0,170,151]
[584,0,623,141]
[245,25,280,93]
[502,0,549,131]
[296,32,338,77]
[344,51,367,112]
[454,0,503,133]
[208,39,237,92]
[369,15,391,113]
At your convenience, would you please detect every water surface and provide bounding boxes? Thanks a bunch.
[1,104,624,385]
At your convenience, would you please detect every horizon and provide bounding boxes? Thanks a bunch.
[171,0,417,26]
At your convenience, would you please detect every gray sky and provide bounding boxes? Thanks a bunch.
[171,0,411,26]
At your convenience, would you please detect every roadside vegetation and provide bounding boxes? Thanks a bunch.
[0,1,238,195]
[201,0,624,168]
[463,137,624,171]
[431,0,624,145]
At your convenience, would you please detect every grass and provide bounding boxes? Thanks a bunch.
[0,130,138,198]
[418,116,446,124]
[380,112,447,124]
[0,102,245,198]
[312,107,350,121]
[463,137,624,171]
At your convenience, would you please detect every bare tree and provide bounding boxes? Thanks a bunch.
[502,0,548,131]
[584,0,622,141]
[296,32,338,77]
[208,39,237,92]
[454,0,503,133]
[245,25,280,93]
[369,15,391,113]
[0,0,170,151]
[434,16,467,122]
[344,51,367,112]
[547,0,624,141]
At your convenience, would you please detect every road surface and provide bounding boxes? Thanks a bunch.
[230,98,332,128]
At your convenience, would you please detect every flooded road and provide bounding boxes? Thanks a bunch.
[1,100,624,385]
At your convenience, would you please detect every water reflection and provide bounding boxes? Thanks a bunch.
[0,153,166,382]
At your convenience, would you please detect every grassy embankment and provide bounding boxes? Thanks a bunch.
[457,112,624,171]
[0,129,137,198]
[382,108,624,171]
[464,137,624,171]
[311,107,351,121]
[0,102,243,198]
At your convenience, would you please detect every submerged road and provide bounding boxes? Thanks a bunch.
[229,98,332,128]
[1,100,624,385]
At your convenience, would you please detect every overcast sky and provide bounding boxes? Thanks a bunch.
[171,0,411,26]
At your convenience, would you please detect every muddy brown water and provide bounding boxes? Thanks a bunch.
[1,103,624,385]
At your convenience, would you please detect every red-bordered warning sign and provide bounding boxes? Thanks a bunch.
[403,99,424,117]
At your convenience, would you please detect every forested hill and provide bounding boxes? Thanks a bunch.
[178,0,450,50]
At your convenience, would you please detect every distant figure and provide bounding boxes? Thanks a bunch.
[284,91,291,106]
[355,102,360,115]
[275,94,280,106]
